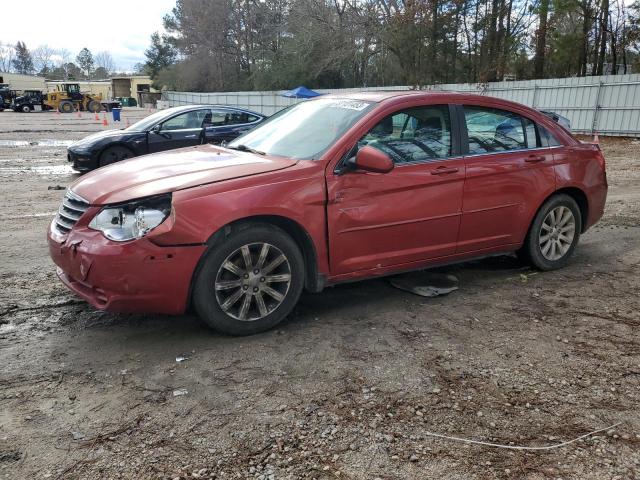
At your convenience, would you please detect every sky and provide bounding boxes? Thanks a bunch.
[1,0,176,71]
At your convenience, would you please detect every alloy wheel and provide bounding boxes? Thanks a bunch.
[214,242,292,321]
[539,206,576,261]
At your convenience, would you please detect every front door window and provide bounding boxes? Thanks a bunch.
[161,110,208,130]
[358,105,452,164]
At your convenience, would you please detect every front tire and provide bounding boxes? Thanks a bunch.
[21,105,30,113]
[99,145,134,167]
[193,224,305,335]
[521,194,582,271]
[87,100,101,113]
[59,101,74,113]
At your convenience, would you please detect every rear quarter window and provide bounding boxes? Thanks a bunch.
[539,125,562,147]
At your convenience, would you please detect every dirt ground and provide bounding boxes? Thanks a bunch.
[0,109,638,480]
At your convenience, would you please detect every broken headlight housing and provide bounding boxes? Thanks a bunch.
[89,194,172,242]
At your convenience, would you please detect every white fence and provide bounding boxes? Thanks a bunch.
[162,73,640,136]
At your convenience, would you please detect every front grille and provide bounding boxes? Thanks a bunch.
[55,190,89,234]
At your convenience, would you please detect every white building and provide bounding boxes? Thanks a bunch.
[0,72,46,91]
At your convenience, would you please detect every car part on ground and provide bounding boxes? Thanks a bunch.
[48,91,608,335]
[390,272,459,297]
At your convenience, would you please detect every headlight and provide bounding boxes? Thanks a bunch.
[89,194,172,241]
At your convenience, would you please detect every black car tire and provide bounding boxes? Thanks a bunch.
[193,223,305,336]
[59,101,74,113]
[519,194,582,271]
[99,145,134,167]
[87,100,101,113]
[21,105,30,113]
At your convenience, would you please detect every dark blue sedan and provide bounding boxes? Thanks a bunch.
[67,105,266,171]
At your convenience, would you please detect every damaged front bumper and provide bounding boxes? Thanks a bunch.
[48,221,206,314]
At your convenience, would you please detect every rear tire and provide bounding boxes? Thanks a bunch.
[59,101,74,113]
[520,194,582,271]
[98,145,134,167]
[193,224,305,335]
[21,105,30,113]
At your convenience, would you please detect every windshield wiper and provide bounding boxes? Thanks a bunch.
[226,144,266,155]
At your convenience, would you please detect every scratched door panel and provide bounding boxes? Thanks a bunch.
[327,158,465,275]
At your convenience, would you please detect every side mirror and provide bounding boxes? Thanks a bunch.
[355,146,394,173]
[150,124,161,134]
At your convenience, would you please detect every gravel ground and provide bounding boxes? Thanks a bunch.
[0,110,638,480]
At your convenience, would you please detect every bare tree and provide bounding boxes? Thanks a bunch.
[150,0,640,90]
[94,51,116,74]
[32,44,56,74]
[52,48,74,80]
[0,42,16,73]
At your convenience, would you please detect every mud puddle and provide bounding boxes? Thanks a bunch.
[1,211,57,220]
[0,165,77,176]
[0,139,74,147]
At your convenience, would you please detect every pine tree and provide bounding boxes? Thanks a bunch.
[76,48,94,78]
[11,41,34,74]
[144,32,176,78]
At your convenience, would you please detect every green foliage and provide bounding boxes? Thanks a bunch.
[147,0,640,92]
[12,41,34,74]
[76,48,94,78]
[144,32,177,86]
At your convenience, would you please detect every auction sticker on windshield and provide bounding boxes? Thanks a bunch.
[331,100,371,111]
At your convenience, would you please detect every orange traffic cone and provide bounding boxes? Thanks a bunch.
[94,112,100,121]
[593,132,599,144]
[102,113,109,127]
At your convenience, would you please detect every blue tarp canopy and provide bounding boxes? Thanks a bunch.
[281,86,322,99]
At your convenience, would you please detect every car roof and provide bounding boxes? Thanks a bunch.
[319,90,552,118]
[163,104,262,115]
[320,90,490,103]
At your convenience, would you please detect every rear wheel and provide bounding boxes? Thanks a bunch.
[520,194,582,270]
[21,105,30,113]
[59,101,74,113]
[98,145,134,167]
[87,100,101,113]
[193,224,305,335]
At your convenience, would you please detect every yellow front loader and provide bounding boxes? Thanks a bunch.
[43,83,102,113]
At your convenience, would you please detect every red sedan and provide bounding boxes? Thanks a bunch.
[48,92,607,335]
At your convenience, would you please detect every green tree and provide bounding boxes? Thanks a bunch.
[144,32,177,83]
[76,47,94,78]
[11,41,34,74]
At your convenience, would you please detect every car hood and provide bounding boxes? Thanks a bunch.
[71,144,298,205]
[70,129,132,149]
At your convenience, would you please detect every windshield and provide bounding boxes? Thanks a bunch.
[125,109,176,132]
[228,98,375,159]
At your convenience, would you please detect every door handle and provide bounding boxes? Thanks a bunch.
[525,154,545,163]
[431,166,459,175]
[184,134,197,138]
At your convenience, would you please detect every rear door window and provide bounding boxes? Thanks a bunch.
[464,106,540,153]
[207,109,259,127]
